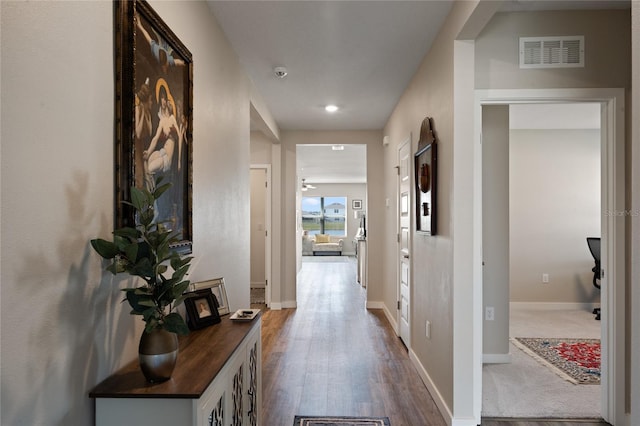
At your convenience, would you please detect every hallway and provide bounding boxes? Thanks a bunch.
[260,256,447,425]
[259,257,610,426]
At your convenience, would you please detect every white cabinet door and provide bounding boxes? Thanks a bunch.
[226,346,246,426]
[244,326,261,426]
[198,381,227,426]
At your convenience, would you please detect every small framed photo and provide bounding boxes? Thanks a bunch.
[352,199,362,210]
[189,277,230,315]
[184,289,220,330]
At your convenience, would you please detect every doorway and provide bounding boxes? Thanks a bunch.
[474,88,626,425]
[481,102,603,418]
[296,144,368,303]
[250,165,271,308]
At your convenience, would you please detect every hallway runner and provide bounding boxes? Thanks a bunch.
[293,416,390,426]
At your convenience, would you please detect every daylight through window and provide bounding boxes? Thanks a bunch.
[301,197,346,236]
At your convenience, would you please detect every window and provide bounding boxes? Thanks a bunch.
[301,196,346,236]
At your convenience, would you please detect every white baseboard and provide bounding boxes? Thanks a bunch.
[510,301,599,311]
[451,417,481,426]
[282,300,297,309]
[365,301,384,310]
[269,302,282,310]
[483,353,512,364]
[382,305,399,335]
[409,349,455,426]
[251,282,265,289]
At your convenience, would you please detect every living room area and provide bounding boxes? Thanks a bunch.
[297,144,367,258]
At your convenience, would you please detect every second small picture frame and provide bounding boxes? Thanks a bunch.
[189,277,230,315]
[352,199,362,210]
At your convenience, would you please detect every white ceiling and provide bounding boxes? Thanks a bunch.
[208,0,454,131]
[297,144,367,184]
[208,0,453,184]
[208,0,628,183]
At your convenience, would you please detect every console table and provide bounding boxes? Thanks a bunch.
[90,314,261,426]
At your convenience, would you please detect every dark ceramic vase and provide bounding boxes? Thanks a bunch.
[138,328,178,383]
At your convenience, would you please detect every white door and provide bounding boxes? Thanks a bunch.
[250,166,271,306]
[398,139,411,347]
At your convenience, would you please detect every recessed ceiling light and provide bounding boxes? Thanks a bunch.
[332,145,344,151]
[325,105,339,113]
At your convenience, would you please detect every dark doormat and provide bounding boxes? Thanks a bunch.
[293,415,390,426]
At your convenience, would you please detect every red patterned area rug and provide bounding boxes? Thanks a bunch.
[293,416,390,426]
[512,337,600,385]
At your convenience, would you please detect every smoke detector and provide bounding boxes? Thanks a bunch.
[274,66,288,78]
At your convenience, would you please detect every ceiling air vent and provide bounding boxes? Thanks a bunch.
[519,36,584,69]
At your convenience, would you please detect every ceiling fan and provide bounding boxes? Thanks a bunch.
[301,179,316,191]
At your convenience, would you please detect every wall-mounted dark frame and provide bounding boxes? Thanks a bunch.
[415,117,437,235]
[415,143,437,234]
[184,289,221,330]
[114,0,193,254]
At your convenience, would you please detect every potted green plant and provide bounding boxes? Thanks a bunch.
[91,178,192,382]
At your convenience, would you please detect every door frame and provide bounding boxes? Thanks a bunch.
[474,88,626,425]
[250,164,272,307]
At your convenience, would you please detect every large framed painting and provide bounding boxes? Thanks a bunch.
[415,117,437,235]
[114,0,193,253]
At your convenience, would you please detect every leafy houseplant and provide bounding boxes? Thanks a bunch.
[91,179,192,336]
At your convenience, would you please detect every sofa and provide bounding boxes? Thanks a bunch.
[310,234,343,256]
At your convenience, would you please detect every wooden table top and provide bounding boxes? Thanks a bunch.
[89,313,261,399]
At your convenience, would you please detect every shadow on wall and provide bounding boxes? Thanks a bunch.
[4,171,139,425]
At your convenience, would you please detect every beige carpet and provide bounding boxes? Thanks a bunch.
[482,307,601,419]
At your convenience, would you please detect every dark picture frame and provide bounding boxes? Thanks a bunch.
[184,289,221,330]
[415,117,437,235]
[114,0,193,254]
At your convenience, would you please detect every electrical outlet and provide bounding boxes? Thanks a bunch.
[542,273,549,283]
[426,320,431,339]
[485,306,495,321]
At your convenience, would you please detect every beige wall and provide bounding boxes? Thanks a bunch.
[250,130,274,164]
[630,2,640,423]
[1,1,258,424]
[382,0,482,414]
[510,129,601,304]
[482,105,511,357]
[475,10,630,90]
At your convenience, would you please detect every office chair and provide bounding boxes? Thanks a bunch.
[586,237,601,320]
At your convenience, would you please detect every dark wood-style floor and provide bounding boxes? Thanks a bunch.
[259,257,610,426]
